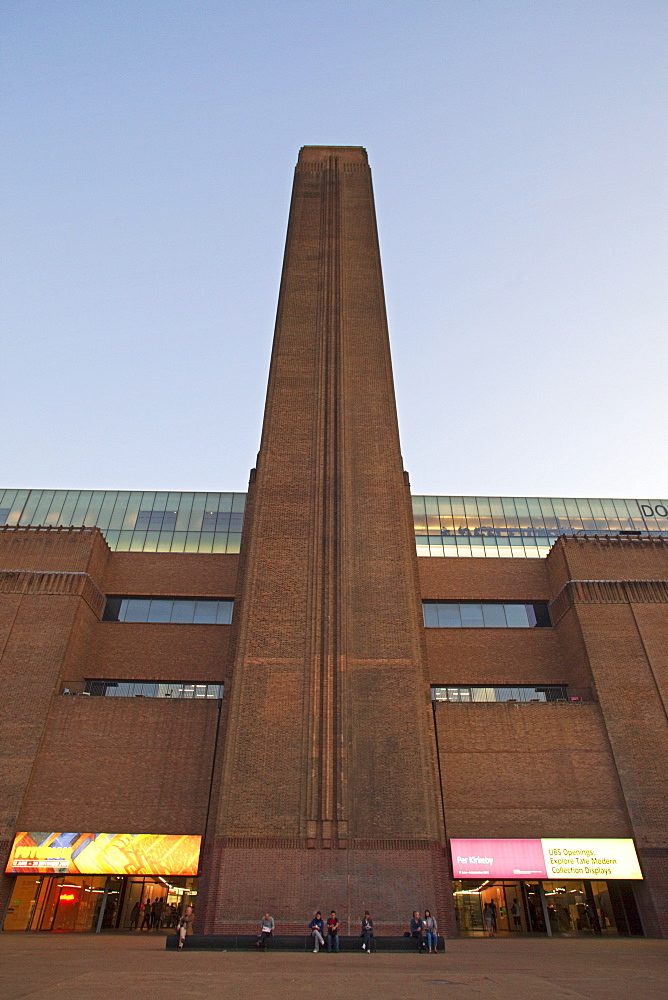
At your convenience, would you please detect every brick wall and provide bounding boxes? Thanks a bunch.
[18,697,219,833]
[435,702,630,839]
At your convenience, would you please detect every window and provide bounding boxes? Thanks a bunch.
[422,601,550,627]
[0,507,9,525]
[431,685,568,703]
[83,680,223,699]
[103,597,233,624]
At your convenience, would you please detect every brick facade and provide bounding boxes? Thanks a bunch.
[0,149,666,939]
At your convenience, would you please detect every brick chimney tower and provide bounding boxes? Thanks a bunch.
[198,146,449,934]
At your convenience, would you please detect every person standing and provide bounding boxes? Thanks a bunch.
[326,911,340,953]
[257,912,275,949]
[510,898,521,930]
[309,911,325,952]
[177,906,194,949]
[140,898,152,931]
[483,902,495,937]
[423,909,438,953]
[361,911,373,954]
[130,901,140,931]
[410,911,423,951]
[489,898,497,932]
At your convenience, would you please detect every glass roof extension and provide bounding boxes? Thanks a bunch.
[412,495,668,558]
[1,489,667,558]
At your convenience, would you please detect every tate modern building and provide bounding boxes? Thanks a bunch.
[1,147,667,939]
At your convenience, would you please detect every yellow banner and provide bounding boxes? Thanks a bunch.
[6,833,201,876]
[542,838,642,880]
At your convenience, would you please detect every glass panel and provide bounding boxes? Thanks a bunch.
[216,601,233,624]
[95,493,119,532]
[170,532,187,553]
[114,682,135,697]
[122,600,150,623]
[482,604,506,627]
[422,603,439,627]
[437,604,462,627]
[227,532,242,553]
[157,683,181,698]
[231,493,246,513]
[142,533,159,553]
[170,600,196,623]
[460,604,484,627]
[147,600,173,623]
[504,604,530,627]
[212,533,228,553]
[193,601,217,624]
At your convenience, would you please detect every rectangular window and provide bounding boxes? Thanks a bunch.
[82,680,223,699]
[103,597,234,624]
[431,685,568,703]
[423,601,551,627]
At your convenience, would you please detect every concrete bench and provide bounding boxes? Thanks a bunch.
[166,934,445,952]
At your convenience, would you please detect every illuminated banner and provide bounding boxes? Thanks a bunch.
[451,838,642,880]
[5,833,201,876]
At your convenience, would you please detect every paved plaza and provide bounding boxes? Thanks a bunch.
[1,934,666,1000]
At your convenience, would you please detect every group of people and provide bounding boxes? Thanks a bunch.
[409,910,439,952]
[307,910,374,954]
[129,897,185,932]
[255,909,439,954]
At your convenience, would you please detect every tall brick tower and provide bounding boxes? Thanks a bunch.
[198,146,448,934]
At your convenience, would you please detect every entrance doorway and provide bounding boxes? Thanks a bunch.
[2,875,198,932]
[452,879,642,936]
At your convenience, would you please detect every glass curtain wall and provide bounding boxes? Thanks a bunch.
[452,879,641,936]
[413,496,668,558]
[0,490,245,554]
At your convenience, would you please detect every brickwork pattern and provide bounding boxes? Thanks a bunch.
[89,623,231,685]
[18,697,219,833]
[545,536,668,936]
[0,528,232,925]
[103,552,239,597]
[197,839,452,937]
[200,147,444,931]
[435,702,631,838]
[419,557,551,602]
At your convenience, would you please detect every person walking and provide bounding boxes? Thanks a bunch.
[257,912,275,949]
[361,911,373,954]
[423,909,438,953]
[326,911,340,953]
[410,911,423,951]
[483,902,495,937]
[129,901,140,931]
[309,911,325,952]
[177,906,194,949]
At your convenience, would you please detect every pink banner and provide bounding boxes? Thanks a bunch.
[451,838,547,879]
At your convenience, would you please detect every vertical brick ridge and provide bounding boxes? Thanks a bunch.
[201,147,446,932]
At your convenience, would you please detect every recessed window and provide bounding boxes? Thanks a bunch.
[83,679,223,699]
[103,597,233,624]
[431,685,568,703]
[423,601,550,627]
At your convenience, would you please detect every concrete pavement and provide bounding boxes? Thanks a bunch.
[1,933,666,1000]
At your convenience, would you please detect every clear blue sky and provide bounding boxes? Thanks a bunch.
[2,1,666,498]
